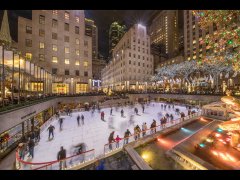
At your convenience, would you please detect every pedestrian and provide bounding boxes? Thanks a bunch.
[34,127,40,143]
[108,131,115,151]
[152,119,157,133]
[81,114,84,125]
[142,105,145,113]
[57,146,67,170]
[124,129,132,144]
[142,122,147,137]
[77,115,80,126]
[134,127,138,140]
[28,139,35,158]
[101,111,105,121]
[115,135,122,148]
[18,143,26,160]
[160,118,164,129]
[121,109,124,117]
[170,114,174,124]
[47,125,55,140]
[110,108,113,116]
[136,125,141,139]
[59,118,63,130]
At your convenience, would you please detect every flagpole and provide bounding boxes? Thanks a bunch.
[2,44,5,107]
[12,50,14,104]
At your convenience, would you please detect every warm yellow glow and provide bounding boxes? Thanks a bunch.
[141,152,149,160]
[84,61,88,67]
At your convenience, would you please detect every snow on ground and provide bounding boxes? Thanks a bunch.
[26,102,198,163]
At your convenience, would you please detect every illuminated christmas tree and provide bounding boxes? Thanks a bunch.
[192,10,240,71]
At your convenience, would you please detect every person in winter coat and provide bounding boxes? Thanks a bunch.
[101,111,105,121]
[136,125,141,139]
[18,143,26,160]
[59,118,63,130]
[121,109,124,117]
[142,122,147,137]
[134,127,138,141]
[124,129,132,144]
[110,108,113,116]
[47,125,55,139]
[57,146,67,170]
[28,139,35,158]
[77,115,80,126]
[115,135,122,148]
[81,115,84,125]
[108,131,115,150]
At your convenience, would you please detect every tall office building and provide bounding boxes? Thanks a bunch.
[102,24,154,91]
[149,10,179,59]
[184,10,217,61]
[108,21,126,58]
[17,10,93,94]
[85,18,98,60]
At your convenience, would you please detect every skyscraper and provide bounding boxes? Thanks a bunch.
[85,18,98,60]
[149,10,179,59]
[184,10,217,61]
[108,21,126,58]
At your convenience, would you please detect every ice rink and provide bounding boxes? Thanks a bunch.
[24,102,198,163]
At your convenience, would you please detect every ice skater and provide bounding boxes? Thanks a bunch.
[121,109,124,117]
[28,138,35,158]
[124,129,132,144]
[134,107,138,115]
[47,125,55,140]
[57,146,67,170]
[108,116,114,129]
[110,108,113,116]
[101,111,105,121]
[81,114,85,125]
[77,115,80,126]
[142,122,147,137]
[59,118,64,131]
[142,105,145,113]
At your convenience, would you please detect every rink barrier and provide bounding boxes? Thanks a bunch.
[15,148,95,170]
[103,111,202,155]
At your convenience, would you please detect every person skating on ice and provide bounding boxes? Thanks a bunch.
[57,146,67,170]
[77,115,80,126]
[47,125,55,140]
[59,118,64,131]
[110,108,113,116]
[121,109,124,117]
[81,114,84,125]
[101,111,105,121]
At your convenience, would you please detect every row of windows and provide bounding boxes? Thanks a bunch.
[39,11,79,24]
[52,68,88,77]
[128,60,152,68]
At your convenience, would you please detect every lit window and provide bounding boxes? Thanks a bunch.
[39,42,45,49]
[75,60,80,65]
[75,16,79,23]
[76,49,80,55]
[65,59,70,64]
[39,54,44,61]
[52,44,58,51]
[65,47,70,54]
[52,10,58,15]
[76,38,79,45]
[193,55,196,59]
[83,61,88,67]
[188,57,191,61]
[39,15,45,24]
[52,56,58,63]
[65,11,70,20]
[26,53,32,60]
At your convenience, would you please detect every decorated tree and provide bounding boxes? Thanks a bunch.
[192,10,240,71]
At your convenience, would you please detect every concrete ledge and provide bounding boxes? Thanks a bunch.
[124,146,152,170]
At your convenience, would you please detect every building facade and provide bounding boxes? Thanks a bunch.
[108,22,126,58]
[85,18,98,60]
[102,24,154,92]
[149,10,179,59]
[184,10,217,61]
[17,10,92,94]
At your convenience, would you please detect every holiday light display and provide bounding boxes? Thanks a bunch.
[192,10,240,71]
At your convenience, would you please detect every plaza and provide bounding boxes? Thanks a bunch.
[0,10,239,170]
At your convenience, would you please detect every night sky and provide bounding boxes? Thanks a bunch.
[1,10,158,58]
